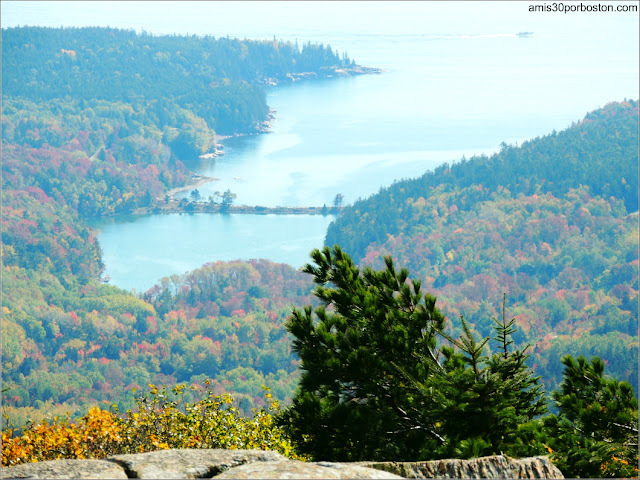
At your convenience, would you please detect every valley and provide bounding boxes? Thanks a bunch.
[1,6,638,474]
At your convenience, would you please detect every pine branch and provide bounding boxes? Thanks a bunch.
[384,402,446,444]
[612,422,639,434]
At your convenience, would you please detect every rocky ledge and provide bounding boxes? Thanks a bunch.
[1,449,564,479]
[361,455,564,479]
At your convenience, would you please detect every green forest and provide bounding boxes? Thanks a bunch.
[1,26,638,477]
[327,100,639,395]
[3,26,355,134]
[1,27,357,423]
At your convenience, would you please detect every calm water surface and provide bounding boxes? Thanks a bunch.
[8,2,637,292]
[94,214,336,294]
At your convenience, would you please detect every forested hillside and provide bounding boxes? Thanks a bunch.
[2,258,312,426]
[3,26,353,134]
[1,26,637,473]
[328,101,638,258]
[326,100,639,393]
[1,27,355,426]
[1,27,356,218]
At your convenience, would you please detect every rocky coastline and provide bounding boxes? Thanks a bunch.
[257,65,385,86]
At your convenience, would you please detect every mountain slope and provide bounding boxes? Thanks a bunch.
[325,101,639,393]
[327,100,638,261]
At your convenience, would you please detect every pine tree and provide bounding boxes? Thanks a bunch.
[279,247,548,461]
[543,355,639,478]
[279,245,446,461]
[406,295,547,459]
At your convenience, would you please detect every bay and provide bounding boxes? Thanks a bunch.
[7,2,637,292]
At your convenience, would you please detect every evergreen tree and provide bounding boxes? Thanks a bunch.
[543,355,639,478]
[279,245,446,461]
[279,247,548,461]
[431,300,547,458]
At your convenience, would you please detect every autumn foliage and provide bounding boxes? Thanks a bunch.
[2,383,303,467]
[2,407,121,466]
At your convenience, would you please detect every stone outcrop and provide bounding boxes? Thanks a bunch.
[1,449,399,480]
[215,460,403,479]
[109,449,285,479]
[0,458,129,479]
[1,450,563,479]
[360,455,564,479]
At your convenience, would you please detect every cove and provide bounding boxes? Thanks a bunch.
[95,25,637,293]
[94,213,336,294]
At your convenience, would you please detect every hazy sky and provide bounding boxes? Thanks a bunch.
[2,1,638,110]
[2,1,638,40]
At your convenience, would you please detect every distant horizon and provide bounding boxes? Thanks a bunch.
[3,1,638,112]
[3,1,639,38]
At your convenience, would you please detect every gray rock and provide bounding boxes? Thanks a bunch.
[108,448,286,479]
[216,460,404,479]
[361,455,564,479]
[1,458,128,479]
[0,450,564,479]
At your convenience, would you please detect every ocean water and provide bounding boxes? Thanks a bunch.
[4,1,638,292]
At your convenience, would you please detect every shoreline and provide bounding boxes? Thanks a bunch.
[214,109,277,142]
[167,110,274,202]
[256,65,386,86]
[165,64,382,204]
[134,204,344,216]
[166,175,219,200]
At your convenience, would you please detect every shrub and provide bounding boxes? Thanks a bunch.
[2,382,303,466]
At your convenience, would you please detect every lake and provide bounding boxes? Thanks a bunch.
[7,2,637,292]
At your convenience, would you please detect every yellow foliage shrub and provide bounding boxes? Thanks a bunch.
[2,383,304,466]
[2,407,122,466]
